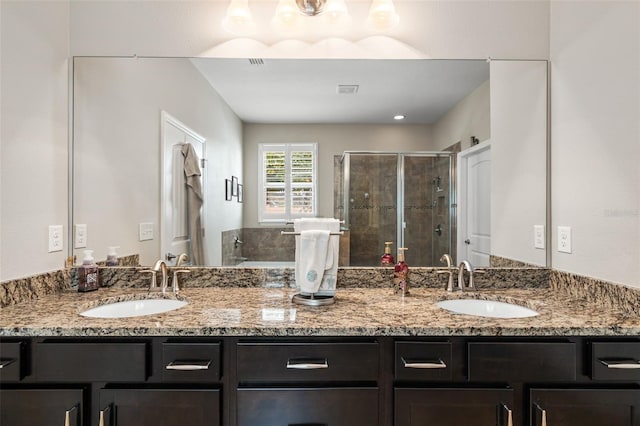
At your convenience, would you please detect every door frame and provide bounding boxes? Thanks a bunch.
[160,110,206,264]
[456,141,491,264]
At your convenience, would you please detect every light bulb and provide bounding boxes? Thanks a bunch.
[272,0,302,33]
[222,0,256,36]
[366,0,399,31]
[322,0,351,29]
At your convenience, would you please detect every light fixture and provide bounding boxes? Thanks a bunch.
[394,114,405,120]
[366,0,400,31]
[222,0,256,36]
[222,0,396,36]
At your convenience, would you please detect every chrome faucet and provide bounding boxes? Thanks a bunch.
[171,269,190,294]
[175,253,189,267]
[457,260,477,291]
[152,260,169,293]
[437,254,456,292]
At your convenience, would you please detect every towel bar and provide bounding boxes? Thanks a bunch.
[281,231,344,236]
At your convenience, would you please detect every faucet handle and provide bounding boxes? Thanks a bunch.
[171,269,190,294]
[140,269,158,289]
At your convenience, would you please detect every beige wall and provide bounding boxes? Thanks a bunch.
[242,123,433,226]
[73,58,243,267]
[1,1,69,280]
[550,1,640,287]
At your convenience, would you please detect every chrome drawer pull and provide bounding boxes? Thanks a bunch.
[286,359,329,369]
[402,357,447,369]
[0,359,15,369]
[501,403,513,426]
[599,359,640,369]
[165,360,212,371]
[64,405,77,426]
[534,403,547,426]
[99,405,111,426]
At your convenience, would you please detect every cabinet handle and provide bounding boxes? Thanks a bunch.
[64,405,78,426]
[534,403,547,426]
[0,359,15,369]
[599,358,640,369]
[165,360,212,371]
[501,403,513,426]
[99,405,111,426]
[402,357,447,369]
[286,358,329,369]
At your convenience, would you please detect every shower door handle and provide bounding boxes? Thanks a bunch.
[434,225,442,236]
[464,239,471,245]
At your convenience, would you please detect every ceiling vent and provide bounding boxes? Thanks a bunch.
[337,84,359,95]
[248,58,264,65]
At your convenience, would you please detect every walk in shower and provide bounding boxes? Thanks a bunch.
[335,152,454,267]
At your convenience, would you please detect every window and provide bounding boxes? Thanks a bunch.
[259,143,317,222]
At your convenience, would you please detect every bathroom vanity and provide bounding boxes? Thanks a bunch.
[1,285,640,426]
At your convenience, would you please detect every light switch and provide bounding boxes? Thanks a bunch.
[139,222,154,241]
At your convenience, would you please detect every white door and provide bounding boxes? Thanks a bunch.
[160,111,206,266]
[457,142,491,267]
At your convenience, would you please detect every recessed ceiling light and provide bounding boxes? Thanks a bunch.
[394,115,405,120]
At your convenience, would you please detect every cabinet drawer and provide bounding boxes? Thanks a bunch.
[395,341,452,381]
[237,387,378,426]
[162,342,221,382]
[0,341,27,382]
[100,388,219,426]
[468,342,576,382]
[237,342,378,383]
[34,341,148,382]
[591,341,640,381]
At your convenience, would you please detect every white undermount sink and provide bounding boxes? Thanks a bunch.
[80,298,188,318]
[436,298,539,318]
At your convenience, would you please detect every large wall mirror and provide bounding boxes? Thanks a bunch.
[72,57,547,268]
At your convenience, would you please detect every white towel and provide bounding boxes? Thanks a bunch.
[294,218,340,296]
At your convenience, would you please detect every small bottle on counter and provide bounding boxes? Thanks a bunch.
[380,241,395,267]
[393,247,410,296]
[78,250,99,292]
[105,246,120,267]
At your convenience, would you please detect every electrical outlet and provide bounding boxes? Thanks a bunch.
[74,224,87,249]
[558,226,572,253]
[48,225,63,252]
[534,225,545,249]
[139,222,154,241]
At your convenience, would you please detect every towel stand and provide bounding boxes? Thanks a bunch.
[281,231,344,236]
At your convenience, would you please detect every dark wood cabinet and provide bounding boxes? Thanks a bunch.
[395,388,514,426]
[99,388,220,426]
[2,336,640,426]
[237,387,378,426]
[0,388,84,426]
[531,389,640,426]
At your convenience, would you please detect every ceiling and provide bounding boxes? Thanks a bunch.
[190,58,489,125]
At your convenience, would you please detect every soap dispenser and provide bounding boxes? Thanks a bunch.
[393,247,410,296]
[381,241,395,267]
[105,246,120,267]
[78,250,99,292]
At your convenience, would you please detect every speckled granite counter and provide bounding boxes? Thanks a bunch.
[2,286,639,337]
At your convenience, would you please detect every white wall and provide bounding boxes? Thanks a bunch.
[74,58,243,266]
[490,61,548,267]
[243,123,433,226]
[0,1,69,281]
[550,1,640,287]
[432,80,490,151]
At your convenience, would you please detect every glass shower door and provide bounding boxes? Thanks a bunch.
[346,153,398,266]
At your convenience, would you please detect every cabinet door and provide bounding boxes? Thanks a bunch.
[237,387,378,426]
[395,388,514,426]
[99,388,219,426]
[0,389,83,426]
[531,389,640,426]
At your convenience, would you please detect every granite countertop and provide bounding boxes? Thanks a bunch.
[1,286,639,337]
